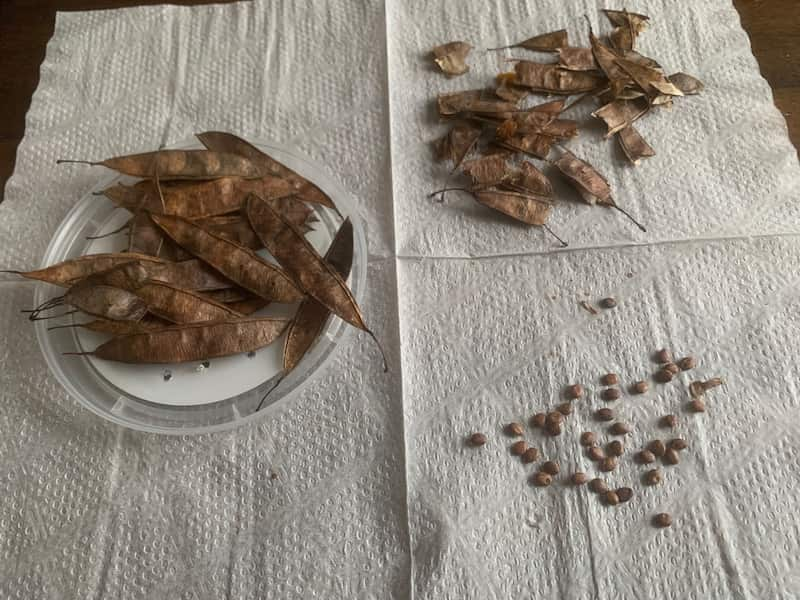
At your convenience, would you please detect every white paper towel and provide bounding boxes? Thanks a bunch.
[3,0,800,598]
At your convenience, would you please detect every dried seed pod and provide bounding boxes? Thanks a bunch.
[638,450,656,464]
[49,316,168,337]
[507,161,554,197]
[660,414,678,428]
[595,408,614,421]
[644,469,662,486]
[462,155,512,186]
[602,388,621,402]
[607,440,624,457]
[689,398,706,413]
[566,384,584,400]
[618,125,656,165]
[600,297,617,309]
[601,373,619,386]
[587,447,605,461]
[558,47,598,71]
[432,41,472,76]
[580,431,597,446]
[514,61,604,94]
[557,402,573,416]
[615,57,685,98]
[647,440,666,457]
[655,369,674,383]
[663,363,680,376]
[530,413,547,428]
[616,487,633,503]
[60,283,149,322]
[592,98,650,137]
[506,422,525,437]
[489,29,569,52]
[434,123,482,164]
[522,447,540,464]
[605,491,620,506]
[203,287,255,304]
[663,449,680,465]
[631,380,649,394]
[572,472,589,485]
[667,73,704,95]
[541,461,560,475]
[3,253,171,288]
[677,356,696,371]
[653,513,672,528]
[532,472,552,487]
[226,297,271,316]
[655,348,672,364]
[599,457,617,472]
[589,478,608,494]
[669,438,688,451]
[469,433,487,447]
[511,441,529,456]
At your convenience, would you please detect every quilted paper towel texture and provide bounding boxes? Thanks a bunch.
[0,2,409,599]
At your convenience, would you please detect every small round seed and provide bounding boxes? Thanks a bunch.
[580,431,597,446]
[599,457,617,472]
[655,369,674,383]
[566,384,584,400]
[616,487,633,503]
[522,447,540,464]
[587,446,605,461]
[644,469,662,485]
[595,408,614,421]
[589,478,608,494]
[530,413,546,428]
[663,362,680,376]
[660,414,678,428]
[638,450,656,464]
[669,438,688,451]
[541,461,560,475]
[505,422,525,436]
[572,472,588,485]
[631,380,649,394]
[655,348,672,364]
[547,411,563,424]
[663,448,680,465]
[601,373,619,386]
[605,490,620,505]
[689,398,706,413]
[607,440,624,457]
[602,388,621,402]
[600,297,617,309]
[678,356,696,371]
[511,440,528,456]
[557,402,573,416]
[610,421,632,436]
[469,433,487,447]
[648,440,666,457]
[546,422,562,436]
[532,472,552,487]
[653,513,672,528]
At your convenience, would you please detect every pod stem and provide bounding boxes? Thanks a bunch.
[256,372,286,412]
[63,351,93,357]
[367,329,389,373]
[428,187,468,199]
[612,204,647,232]
[56,159,97,166]
[542,224,569,247]
[29,309,77,322]
[486,44,517,52]
[86,221,130,240]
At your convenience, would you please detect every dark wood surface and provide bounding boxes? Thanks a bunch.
[0,0,798,195]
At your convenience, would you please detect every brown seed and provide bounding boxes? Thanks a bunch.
[541,461,560,475]
[616,487,633,503]
[689,381,706,398]
[566,384,584,400]
[610,422,632,436]
[663,363,680,376]
[678,356,696,371]
[572,472,589,485]
[648,440,666,457]
[589,478,608,494]
[644,469,662,486]
[607,440,624,457]
[660,414,678,428]
[270,472,279,480]
[689,398,706,413]
[669,438,688,451]
[532,472,552,487]
[546,421,563,436]
[469,433,487,446]
[663,449,680,465]
[587,446,605,461]
[511,441,528,456]
[506,422,525,436]
[599,457,617,472]
[557,402,573,416]
[654,369,674,383]
[601,373,619,385]
[522,447,540,464]
[580,431,597,446]
[605,490,620,505]
[530,412,547,428]
[602,388,622,401]
[638,450,656,464]
[631,380,649,394]
[600,297,617,309]
[653,513,672,528]
[595,408,614,421]
[547,411,563,424]
[655,348,672,364]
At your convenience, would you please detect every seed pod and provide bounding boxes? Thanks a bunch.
[599,457,617,472]
[689,398,706,413]
[663,449,680,465]
[660,414,678,428]
[580,431,597,446]
[678,356,696,371]
[511,441,528,456]
[557,402,573,416]
[631,380,649,394]
[541,461,560,475]
[654,369,674,383]
[669,438,688,451]
[64,283,149,322]
[595,408,614,421]
[655,348,671,364]
[610,422,631,436]
[648,440,666,457]
[513,61,604,94]
[566,384,584,400]
[546,421,562,436]
[600,297,617,309]
[3,253,170,288]
[653,513,672,528]
[589,478,608,494]
[644,469,662,485]
[522,447,540,464]
[602,388,621,401]
[506,422,525,436]
[432,41,472,76]
[607,440,624,457]
[547,411,563,424]
[469,433,487,446]
[616,487,633,503]
[572,472,588,485]
[601,373,619,386]
[605,491,620,505]
[532,472,552,487]
[530,413,547,428]
[638,450,656,464]
[663,363,680,376]
[587,447,605,461]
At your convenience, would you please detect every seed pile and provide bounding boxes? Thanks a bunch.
[430,9,704,246]
[468,349,724,529]
[4,132,386,407]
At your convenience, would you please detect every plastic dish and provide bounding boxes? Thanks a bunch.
[34,138,367,434]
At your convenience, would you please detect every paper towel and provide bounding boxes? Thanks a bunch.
[0,2,409,598]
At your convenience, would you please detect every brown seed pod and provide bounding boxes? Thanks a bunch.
[462,155,512,187]
[663,363,680,376]
[592,98,649,137]
[602,388,621,401]
[607,440,624,457]
[618,125,656,165]
[595,408,614,421]
[644,469,662,486]
[637,450,656,464]
[605,490,620,506]
[489,29,569,52]
[530,412,547,428]
[655,348,672,364]
[557,402,573,416]
[558,47,598,71]
[532,472,552,487]
[469,433,487,447]
[470,190,555,228]
[580,431,597,446]
[631,380,649,394]
[435,123,482,167]
[432,41,472,76]
[572,472,588,485]
[610,422,632,436]
[663,449,680,465]
[600,297,617,309]
[587,447,605,461]
[566,384,584,400]
[59,283,149,322]
[589,478,608,494]
[669,438,688,451]
[541,461,560,475]
[522,447,540,464]
[507,161,554,197]
[437,90,518,118]
[654,369,674,383]
[660,414,678,429]
[202,288,254,304]
[226,297,271,316]
[511,441,528,456]
[48,316,168,337]
[677,356,696,371]
[689,398,706,413]
[601,373,619,386]
[653,513,672,528]
[668,73,704,95]
[616,487,633,503]
[648,440,666,457]
[506,422,525,437]
[599,457,618,472]
[513,61,604,94]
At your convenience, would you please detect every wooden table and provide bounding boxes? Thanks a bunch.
[0,0,797,195]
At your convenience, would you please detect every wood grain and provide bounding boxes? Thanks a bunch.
[0,0,797,196]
